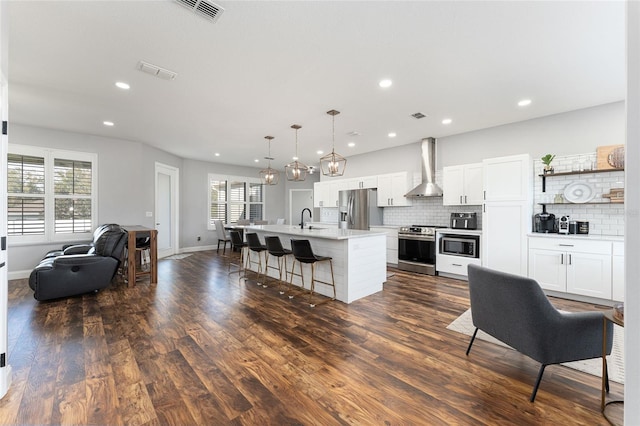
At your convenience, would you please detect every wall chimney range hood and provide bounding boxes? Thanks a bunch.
[404,137,443,197]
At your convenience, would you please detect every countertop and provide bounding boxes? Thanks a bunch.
[527,233,624,242]
[311,222,400,230]
[245,224,388,240]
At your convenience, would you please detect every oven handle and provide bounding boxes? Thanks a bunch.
[398,235,435,242]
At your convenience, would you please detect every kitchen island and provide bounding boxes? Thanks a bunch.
[243,225,387,303]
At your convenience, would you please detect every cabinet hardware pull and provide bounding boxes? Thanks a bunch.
[561,253,564,264]
[460,195,463,204]
[568,254,572,265]
[464,195,467,203]
[452,263,462,267]
[559,244,574,247]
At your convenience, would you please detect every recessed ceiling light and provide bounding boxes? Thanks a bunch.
[115,81,130,90]
[442,118,452,125]
[348,142,356,148]
[254,159,259,163]
[317,150,324,155]
[518,99,532,107]
[103,121,114,126]
[388,132,396,138]
[379,79,393,88]
[293,156,298,161]
[214,152,220,157]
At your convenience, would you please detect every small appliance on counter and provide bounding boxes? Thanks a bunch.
[534,207,557,233]
[558,215,570,234]
[450,212,477,230]
[569,220,589,234]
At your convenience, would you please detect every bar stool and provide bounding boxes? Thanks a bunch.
[228,230,248,279]
[264,236,293,295]
[245,233,268,287]
[289,239,336,307]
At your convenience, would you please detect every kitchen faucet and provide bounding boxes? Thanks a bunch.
[300,208,312,229]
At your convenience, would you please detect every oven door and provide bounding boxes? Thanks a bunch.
[398,234,436,274]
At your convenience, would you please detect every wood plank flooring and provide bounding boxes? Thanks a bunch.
[0,250,622,425]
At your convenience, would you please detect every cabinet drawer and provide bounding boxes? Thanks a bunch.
[436,254,481,276]
[528,237,611,255]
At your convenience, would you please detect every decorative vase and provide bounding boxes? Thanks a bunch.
[543,165,554,174]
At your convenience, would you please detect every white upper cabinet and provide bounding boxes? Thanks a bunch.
[344,176,378,190]
[483,154,531,202]
[377,172,413,207]
[442,163,483,206]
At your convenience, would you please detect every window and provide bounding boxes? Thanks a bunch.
[208,174,264,228]
[7,144,98,243]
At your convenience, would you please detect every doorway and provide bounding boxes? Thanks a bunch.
[155,163,179,259]
[289,189,314,227]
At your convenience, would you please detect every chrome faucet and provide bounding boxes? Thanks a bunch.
[300,208,312,229]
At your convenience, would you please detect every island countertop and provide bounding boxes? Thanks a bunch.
[243,224,388,240]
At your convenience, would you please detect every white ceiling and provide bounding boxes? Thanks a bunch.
[7,1,626,170]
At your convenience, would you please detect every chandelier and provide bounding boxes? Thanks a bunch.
[285,124,309,181]
[259,136,279,185]
[320,109,347,177]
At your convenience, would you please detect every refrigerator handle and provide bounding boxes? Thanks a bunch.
[348,195,354,225]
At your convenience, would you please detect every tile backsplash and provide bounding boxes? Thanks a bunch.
[534,154,624,236]
[383,198,483,228]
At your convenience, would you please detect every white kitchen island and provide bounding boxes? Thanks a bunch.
[243,225,387,303]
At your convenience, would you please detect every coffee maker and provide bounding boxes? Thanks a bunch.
[534,207,557,233]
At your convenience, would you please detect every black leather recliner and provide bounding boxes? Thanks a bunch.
[29,224,128,301]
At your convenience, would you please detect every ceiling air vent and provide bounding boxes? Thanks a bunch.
[175,0,225,23]
[412,112,426,119]
[137,61,178,81]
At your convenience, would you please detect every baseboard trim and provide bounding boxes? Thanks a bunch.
[180,245,216,254]
[8,270,30,280]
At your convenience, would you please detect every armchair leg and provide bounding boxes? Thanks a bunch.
[530,364,547,402]
[466,327,479,356]
[604,358,610,393]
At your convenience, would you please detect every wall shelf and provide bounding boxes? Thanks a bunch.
[537,202,623,206]
[540,168,624,192]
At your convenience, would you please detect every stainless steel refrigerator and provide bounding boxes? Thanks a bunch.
[338,188,383,230]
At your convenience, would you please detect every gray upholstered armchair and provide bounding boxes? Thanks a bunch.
[466,264,613,402]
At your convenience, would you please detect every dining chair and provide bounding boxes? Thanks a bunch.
[213,219,231,254]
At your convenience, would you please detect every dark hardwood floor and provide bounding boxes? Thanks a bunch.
[0,250,622,425]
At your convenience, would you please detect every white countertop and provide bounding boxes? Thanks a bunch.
[527,233,624,242]
[245,224,388,240]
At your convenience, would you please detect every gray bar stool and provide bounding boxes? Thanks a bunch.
[264,236,293,295]
[245,233,268,287]
[289,239,336,307]
[228,230,247,279]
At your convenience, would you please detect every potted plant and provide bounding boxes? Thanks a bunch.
[541,154,555,174]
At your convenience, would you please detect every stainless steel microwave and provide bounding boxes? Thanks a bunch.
[440,234,480,258]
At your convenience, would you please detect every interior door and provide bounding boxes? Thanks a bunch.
[155,163,179,258]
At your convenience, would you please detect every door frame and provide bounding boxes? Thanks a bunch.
[289,188,314,227]
[155,162,179,258]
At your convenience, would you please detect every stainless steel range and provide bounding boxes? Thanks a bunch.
[397,225,446,275]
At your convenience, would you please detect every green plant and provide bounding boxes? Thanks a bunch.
[541,154,555,166]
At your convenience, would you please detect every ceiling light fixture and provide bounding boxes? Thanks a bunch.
[320,110,347,177]
[103,121,114,126]
[115,81,130,90]
[214,152,220,157]
[379,79,393,88]
[518,99,532,107]
[388,132,397,138]
[259,136,280,185]
[442,118,452,125]
[285,125,308,182]
[317,150,324,155]
[348,142,356,148]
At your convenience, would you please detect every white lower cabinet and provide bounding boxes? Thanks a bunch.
[528,237,613,300]
[436,254,481,277]
[370,226,398,265]
[612,242,624,302]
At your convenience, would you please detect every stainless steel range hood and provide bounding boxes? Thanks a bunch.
[404,137,443,197]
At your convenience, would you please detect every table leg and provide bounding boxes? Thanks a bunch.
[127,231,136,288]
[150,230,158,284]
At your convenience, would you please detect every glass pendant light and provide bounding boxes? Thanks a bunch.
[259,136,279,185]
[320,109,347,177]
[285,124,309,181]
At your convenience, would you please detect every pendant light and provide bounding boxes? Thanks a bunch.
[320,109,347,177]
[285,124,309,181]
[259,136,280,185]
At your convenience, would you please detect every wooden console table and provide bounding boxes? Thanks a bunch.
[122,225,158,286]
[602,309,623,425]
